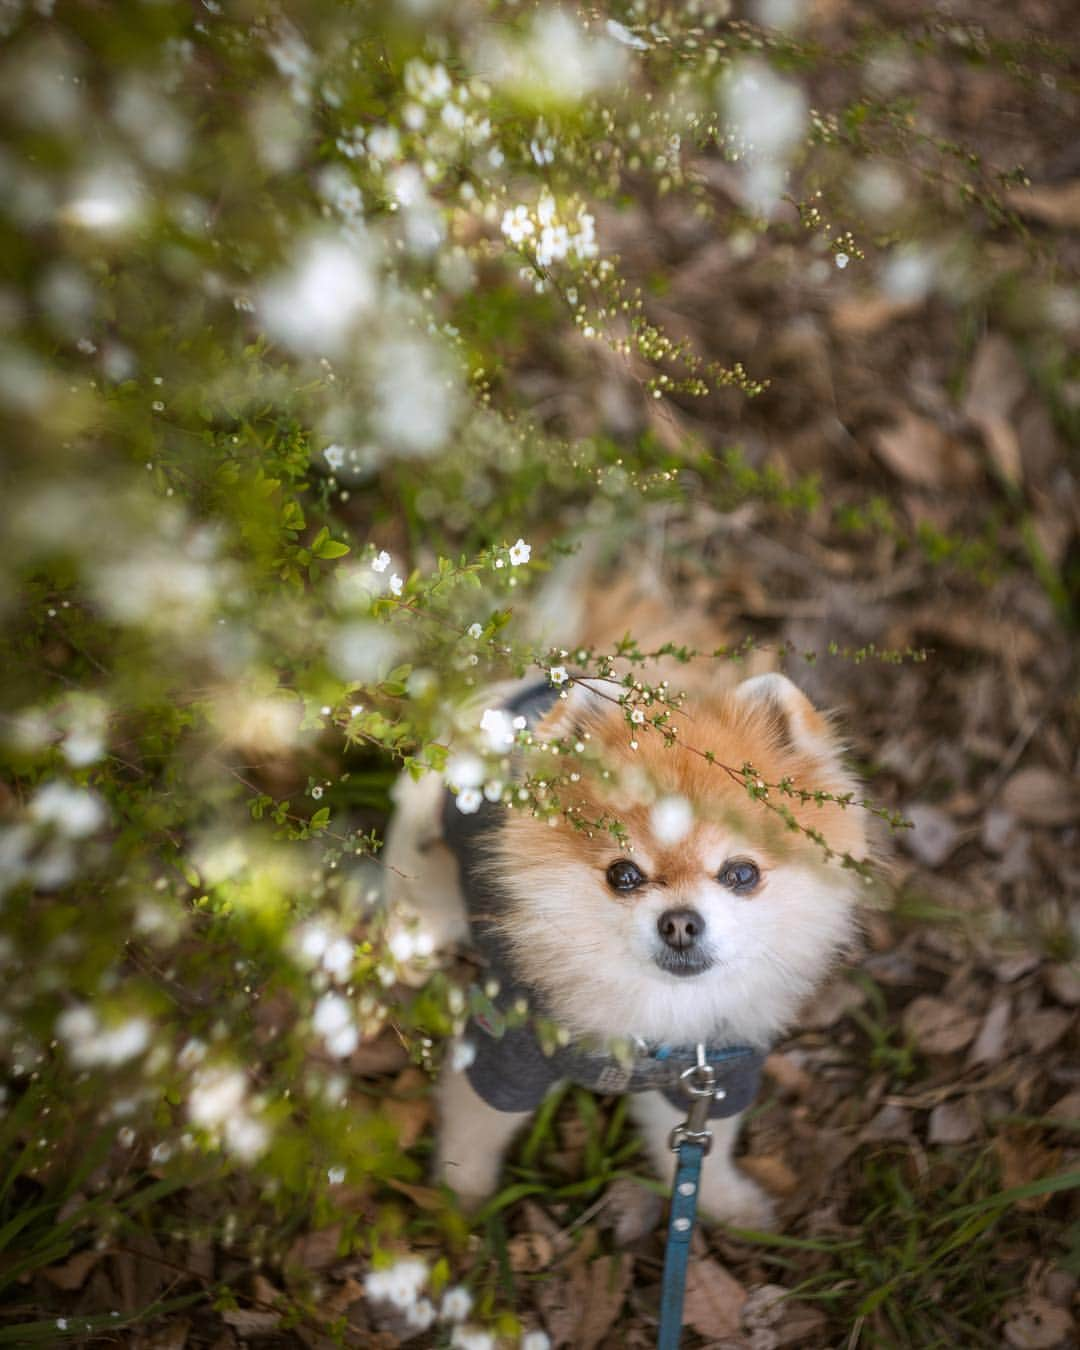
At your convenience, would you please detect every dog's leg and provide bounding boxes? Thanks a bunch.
[629,1091,775,1229]
[382,772,468,981]
[435,1054,532,1210]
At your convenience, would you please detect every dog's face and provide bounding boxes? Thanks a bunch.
[489,674,867,1049]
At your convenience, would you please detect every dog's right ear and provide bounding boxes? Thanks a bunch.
[535,676,625,742]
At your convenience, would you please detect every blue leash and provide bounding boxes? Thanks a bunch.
[657,1047,724,1350]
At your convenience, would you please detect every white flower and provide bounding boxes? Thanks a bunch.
[508,538,532,565]
[327,1165,346,1185]
[224,1113,269,1162]
[323,937,354,982]
[189,1067,247,1128]
[521,1333,551,1350]
[258,235,376,357]
[835,251,850,269]
[630,708,645,724]
[501,204,535,245]
[30,782,106,838]
[450,1039,476,1072]
[512,716,527,730]
[480,708,515,750]
[324,443,346,471]
[446,754,484,790]
[455,787,482,815]
[549,665,568,685]
[451,1327,495,1350]
[313,993,358,1057]
[441,1286,473,1322]
[651,796,694,846]
[406,1299,436,1331]
[365,1257,429,1310]
[389,574,403,597]
[311,785,323,799]
[483,780,503,802]
[467,622,483,639]
[371,549,391,573]
[605,19,651,50]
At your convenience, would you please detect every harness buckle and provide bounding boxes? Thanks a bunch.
[669,1044,725,1153]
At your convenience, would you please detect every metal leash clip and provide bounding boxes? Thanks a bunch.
[668,1043,726,1156]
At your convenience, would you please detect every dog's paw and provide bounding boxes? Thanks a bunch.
[697,1167,777,1231]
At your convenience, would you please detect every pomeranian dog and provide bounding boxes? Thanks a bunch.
[383,576,867,1228]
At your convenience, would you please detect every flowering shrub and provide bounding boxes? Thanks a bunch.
[0,0,1072,1341]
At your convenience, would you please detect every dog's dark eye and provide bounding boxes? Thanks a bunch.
[718,859,760,893]
[606,859,646,892]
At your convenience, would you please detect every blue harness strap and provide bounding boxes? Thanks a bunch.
[657,1138,706,1350]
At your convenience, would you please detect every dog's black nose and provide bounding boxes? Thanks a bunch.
[657,908,705,950]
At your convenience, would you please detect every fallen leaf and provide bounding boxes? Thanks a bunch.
[1002,1295,1076,1348]
[1021,1009,1074,1055]
[740,1154,799,1196]
[1001,768,1080,826]
[861,1105,914,1142]
[133,1320,190,1350]
[928,1098,979,1145]
[1047,1090,1080,1125]
[763,1052,813,1097]
[384,1067,432,1150]
[603,1176,663,1247]
[507,1231,556,1273]
[222,1309,282,1334]
[968,995,1012,1065]
[43,1248,101,1291]
[902,803,964,868]
[1045,964,1080,1006]
[802,978,866,1029]
[285,1224,343,1273]
[831,293,920,336]
[682,1256,747,1340]
[902,995,979,1055]
[383,1178,444,1211]
[538,1252,632,1350]
[1006,180,1080,229]
[872,411,975,489]
[994,1131,1061,1211]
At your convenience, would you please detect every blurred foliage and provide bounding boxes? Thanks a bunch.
[0,0,1074,1339]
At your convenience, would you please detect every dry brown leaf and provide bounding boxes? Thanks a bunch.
[1002,1295,1076,1348]
[508,1232,556,1273]
[1045,964,1080,1007]
[1047,1090,1080,1125]
[285,1224,343,1273]
[963,334,1027,484]
[763,1052,813,1097]
[1006,180,1080,229]
[968,995,1012,1066]
[902,995,979,1055]
[43,1247,101,1291]
[740,1154,799,1196]
[383,1178,444,1211]
[603,1176,663,1247]
[538,1252,632,1350]
[994,1131,1062,1212]
[384,1067,432,1150]
[1022,1008,1074,1055]
[928,1098,979,1145]
[348,1029,411,1076]
[132,1320,191,1350]
[802,978,866,1029]
[861,1105,914,1142]
[222,1309,282,1334]
[1001,768,1080,826]
[682,1256,747,1340]
[871,412,974,489]
[902,803,963,868]
[830,293,920,336]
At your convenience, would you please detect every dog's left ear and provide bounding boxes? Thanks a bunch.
[733,673,841,761]
[535,676,625,741]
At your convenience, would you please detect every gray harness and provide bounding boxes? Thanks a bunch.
[440,682,766,1116]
